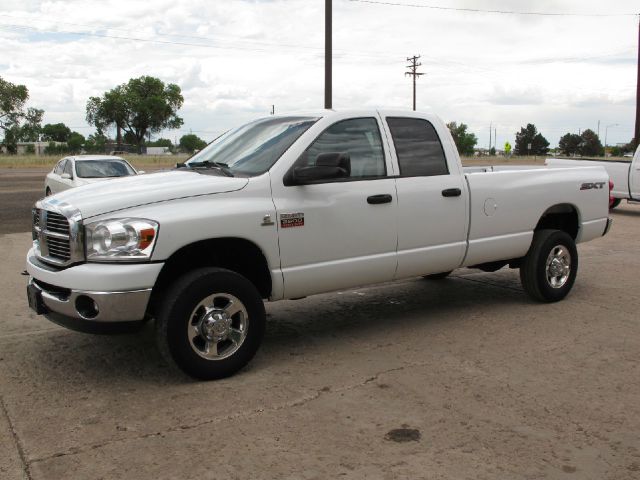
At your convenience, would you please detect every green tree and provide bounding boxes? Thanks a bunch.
[179,134,207,153]
[42,122,72,142]
[558,133,582,156]
[514,124,549,155]
[67,132,85,153]
[0,76,28,143]
[446,121,477,156]
[579,129,603,156]
[15,108,44,141]
[84,133,109,153]
[148,137,173,148]
[86,76,184,152]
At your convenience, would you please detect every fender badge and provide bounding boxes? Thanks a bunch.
[280,212,304,228]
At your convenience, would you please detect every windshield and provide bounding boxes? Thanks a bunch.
[75,160,136,178]
[186,116,319,176]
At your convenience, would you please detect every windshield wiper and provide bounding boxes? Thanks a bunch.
[186,160,234,177]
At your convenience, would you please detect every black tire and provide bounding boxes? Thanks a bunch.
[423,271,453,280]
[45,187,52,196]
[520,229,578,303]
[610,198,622,210]
[155,267,266,380]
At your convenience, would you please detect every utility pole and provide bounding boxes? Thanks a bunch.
[271,105,275,115]
[489,121,492,150]
[405,55,424,111]
[325,0,332,109]
[635,14,640,145]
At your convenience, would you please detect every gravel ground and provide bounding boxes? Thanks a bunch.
[0,174,639,479]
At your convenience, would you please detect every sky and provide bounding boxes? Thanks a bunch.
[0,0,638,148]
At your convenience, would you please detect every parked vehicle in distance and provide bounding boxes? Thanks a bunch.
[27,110,612,380]
[547,145,639,208]
[44,155,139,196]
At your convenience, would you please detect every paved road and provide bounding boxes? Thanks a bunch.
[1,194,639,478]
[0,169,47,234]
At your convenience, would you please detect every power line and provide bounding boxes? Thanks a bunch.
[346,0,637,17]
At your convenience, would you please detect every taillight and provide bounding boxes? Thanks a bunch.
[609,180,614,208]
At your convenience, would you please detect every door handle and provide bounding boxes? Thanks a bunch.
[441,188,462,197]
[367,194,393,205]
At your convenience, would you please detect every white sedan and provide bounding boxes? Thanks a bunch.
[44,155,139,196]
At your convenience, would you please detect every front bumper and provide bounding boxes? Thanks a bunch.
[26,248,163,326]
[29,278,151,323]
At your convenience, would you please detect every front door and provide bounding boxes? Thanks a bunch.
[272,116,398,299]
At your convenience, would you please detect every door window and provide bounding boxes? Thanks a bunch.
[54,159,66,175]
[63,160,73,178]
[297,118,386,179]
[386,117,449,177]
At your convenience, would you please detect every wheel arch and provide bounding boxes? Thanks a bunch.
[149,237,272,316]
[534,203,580,240]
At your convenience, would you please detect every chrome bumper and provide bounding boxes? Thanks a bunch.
[29,279,151,323]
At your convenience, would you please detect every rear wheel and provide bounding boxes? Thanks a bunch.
[520,229,578,303]
[155,268,266,380]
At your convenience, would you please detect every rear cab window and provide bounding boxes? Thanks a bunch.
[386,117,449,177]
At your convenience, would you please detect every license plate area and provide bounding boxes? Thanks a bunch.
[27,284,47,315]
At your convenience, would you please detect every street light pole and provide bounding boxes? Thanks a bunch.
[604,123,619,155]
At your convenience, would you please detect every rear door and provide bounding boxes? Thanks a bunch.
[380,111,468,278]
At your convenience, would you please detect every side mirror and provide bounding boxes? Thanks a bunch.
[61,173,72,180]
[285,152,351,186]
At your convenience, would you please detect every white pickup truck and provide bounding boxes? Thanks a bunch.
[26,110,612,379]
[547,145,640,208]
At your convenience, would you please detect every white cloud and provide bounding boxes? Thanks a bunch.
[0,0,637,146]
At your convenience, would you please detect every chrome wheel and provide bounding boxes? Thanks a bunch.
[187,293,249,360]
[545,245,571,289]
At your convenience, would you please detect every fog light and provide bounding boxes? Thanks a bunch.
[76,295,99,319]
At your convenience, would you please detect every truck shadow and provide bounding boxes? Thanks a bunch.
[24,272,529,385]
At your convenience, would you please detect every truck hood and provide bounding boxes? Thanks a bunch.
[49,170,249,218]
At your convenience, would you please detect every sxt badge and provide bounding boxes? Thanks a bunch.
[580,182,606,190]
[280,212,304,228]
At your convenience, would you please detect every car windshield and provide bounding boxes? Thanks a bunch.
[185,116,319,176]
[75,160,136,178]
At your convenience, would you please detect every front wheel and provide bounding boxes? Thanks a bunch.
[519,229,578,303]
[155,268,266,380]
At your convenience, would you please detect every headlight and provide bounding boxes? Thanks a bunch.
[85,218,158,261]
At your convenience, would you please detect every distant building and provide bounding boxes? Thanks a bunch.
[146,146,172,155]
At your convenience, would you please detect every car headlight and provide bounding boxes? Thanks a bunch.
[85,218,158,261]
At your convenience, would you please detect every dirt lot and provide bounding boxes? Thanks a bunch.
[0,170,639,479]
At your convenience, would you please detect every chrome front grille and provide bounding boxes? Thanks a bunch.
[45,211,70,235]
[32,202,84,267]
